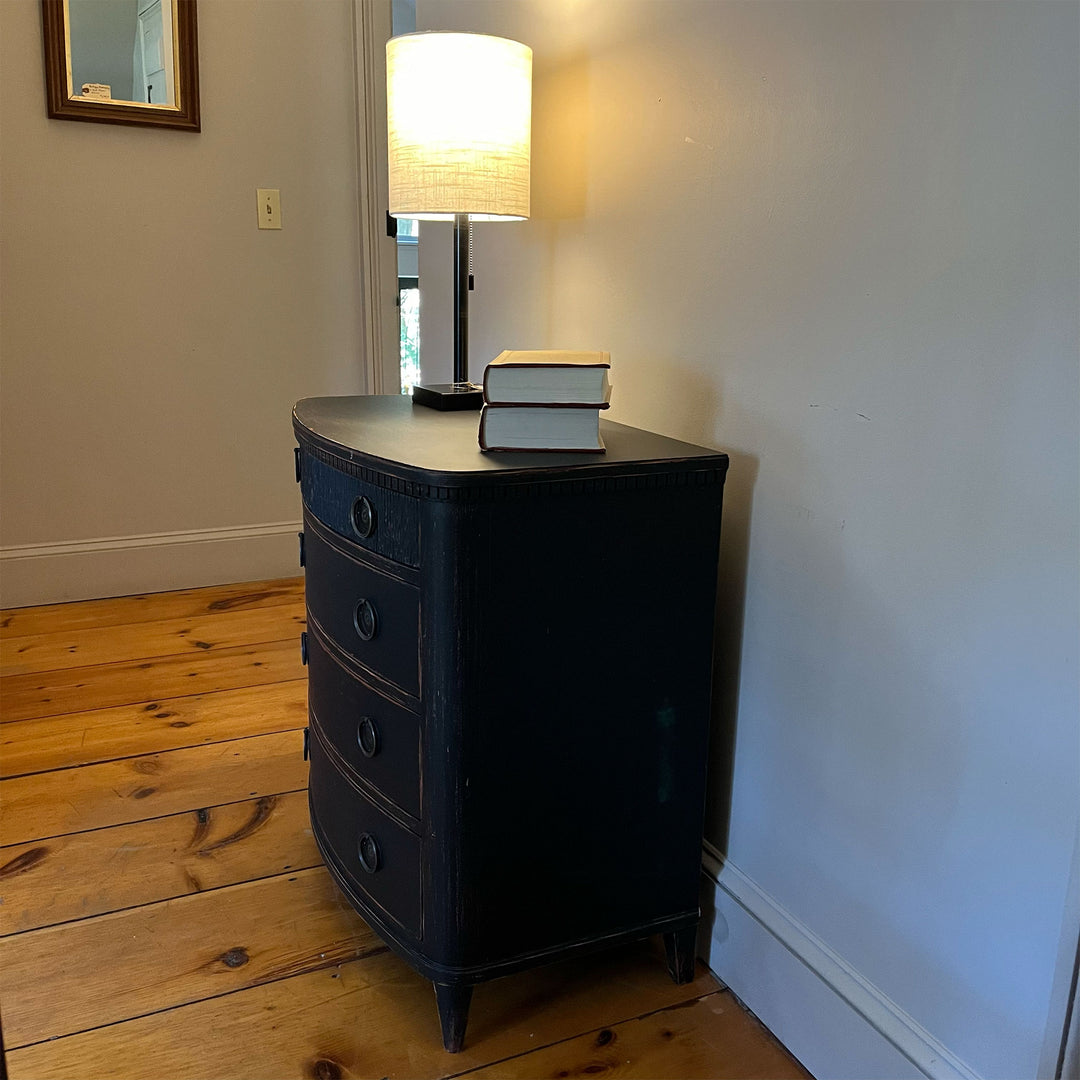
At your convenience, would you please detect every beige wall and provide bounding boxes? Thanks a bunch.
[419,3,1079,1078]
[0,0,375,603]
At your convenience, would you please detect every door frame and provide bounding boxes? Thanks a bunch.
[351,0,400,395]
[1040,824,1080,1079]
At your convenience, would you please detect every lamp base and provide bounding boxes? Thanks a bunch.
[411,383,484,411]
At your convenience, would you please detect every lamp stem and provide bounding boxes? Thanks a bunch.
[453,214,470,386]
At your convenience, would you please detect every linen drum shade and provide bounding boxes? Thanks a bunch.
[386,32,532,222]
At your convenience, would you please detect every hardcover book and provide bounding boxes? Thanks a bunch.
[478,404,605,453]
[482,350,612,406]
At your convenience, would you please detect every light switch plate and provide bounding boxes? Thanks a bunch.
[257,188,282,230]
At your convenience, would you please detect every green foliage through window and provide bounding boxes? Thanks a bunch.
[400,287,420,392]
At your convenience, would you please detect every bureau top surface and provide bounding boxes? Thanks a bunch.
[294,396,728,488]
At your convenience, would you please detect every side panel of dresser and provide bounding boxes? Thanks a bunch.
[416,494,488,977]
[416,474,726,977]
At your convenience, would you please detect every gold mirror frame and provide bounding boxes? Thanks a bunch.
[41,0,200,131]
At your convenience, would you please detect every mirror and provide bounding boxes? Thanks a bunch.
[41,0,200,130]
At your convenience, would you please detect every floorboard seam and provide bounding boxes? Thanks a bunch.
[0,639,307,724]
[0,600,305,641]
[0,785,310,851]
[2,946,390,1053]
[0,579,304,632]
[0,631,308,681]
[0,723,309,782]
[0,857,325,940]
[436,988,724,1080]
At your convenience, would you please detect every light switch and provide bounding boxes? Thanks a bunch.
[257,188,282,230]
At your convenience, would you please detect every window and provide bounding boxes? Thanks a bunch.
[397,218,419,392]
[398,283,420,392]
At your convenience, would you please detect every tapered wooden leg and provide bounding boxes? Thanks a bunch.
[433,981,473,1053]
[663,925,698,985]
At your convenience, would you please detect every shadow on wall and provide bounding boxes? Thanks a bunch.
[705,442,758,855]
[635,366,761,859]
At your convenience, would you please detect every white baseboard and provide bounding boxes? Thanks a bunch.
[700,843,981,1080]
[0,522,303,607]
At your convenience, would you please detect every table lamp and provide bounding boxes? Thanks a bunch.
[386,31,532,410]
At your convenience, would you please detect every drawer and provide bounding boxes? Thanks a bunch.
[304,524,420,697]
[307,625,420,820]
[301,451,419,566]
[308,724,422,937]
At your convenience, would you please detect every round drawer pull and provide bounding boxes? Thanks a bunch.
[351,495,377,539]
[357,716,379,758]
[357,832,381,874]
[353,598,378,641]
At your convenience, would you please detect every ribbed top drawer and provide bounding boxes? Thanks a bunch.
[301,451,419,567]
[304,522,420,697]
[307,624,420,821]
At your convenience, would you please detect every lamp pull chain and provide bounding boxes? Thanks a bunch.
[468,219,475,291]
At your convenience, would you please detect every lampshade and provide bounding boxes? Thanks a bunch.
[386,32,532,222]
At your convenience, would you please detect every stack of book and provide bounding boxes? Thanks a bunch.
[478,350,612,452]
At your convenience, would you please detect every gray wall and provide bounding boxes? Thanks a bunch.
[1,0,371,603]
[417,2,1079,1077]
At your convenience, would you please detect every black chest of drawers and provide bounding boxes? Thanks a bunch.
[293,395,728,1052]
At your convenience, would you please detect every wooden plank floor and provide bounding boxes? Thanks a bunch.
[0,577,809,1080]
